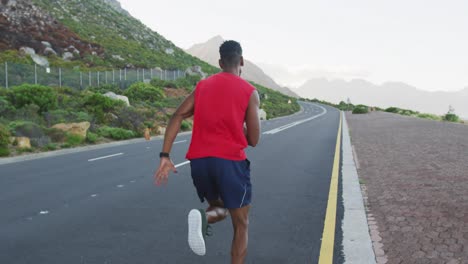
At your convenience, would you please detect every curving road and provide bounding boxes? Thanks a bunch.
[0,102,343,263]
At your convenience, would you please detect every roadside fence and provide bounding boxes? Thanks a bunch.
[0,62,186,90]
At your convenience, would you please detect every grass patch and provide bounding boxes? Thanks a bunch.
[65,133,85,147]
[97,126,135,140]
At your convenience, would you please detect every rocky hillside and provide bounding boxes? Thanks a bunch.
[0,0,217,73]
[187,36,299,98]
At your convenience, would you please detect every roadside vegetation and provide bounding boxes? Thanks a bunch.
[300,98,464,124]
[0,76,300,157]
[252,82,300,119]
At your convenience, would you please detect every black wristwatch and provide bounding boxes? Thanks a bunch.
[159,152,170,158]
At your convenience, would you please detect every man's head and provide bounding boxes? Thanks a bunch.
[219,40,244,75]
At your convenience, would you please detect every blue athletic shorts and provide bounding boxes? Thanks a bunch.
[189,157,251,209]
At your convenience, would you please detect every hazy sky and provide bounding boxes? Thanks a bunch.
[119,0,468,92]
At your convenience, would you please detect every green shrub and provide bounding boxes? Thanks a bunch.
[83,93,125,123]
[352,105,369,114]
[85,84,123,95]
[61,143,71,148]
[150,79,178,89]
[112,106,145,134]
[44,110,92,125]
[385,107,400,113]
[65,133,85,146]
[124,82,165,103]
[8,121,44,138]
[97,126,135,140]
[45,127,67,142]
[0,146,9,157]
[14,104,43,124]
[0,96,16,117]
[86,132,99,143]
[180,120,192,131]
[337,101,354,111]
[18,147,34,153]
[444,113,460,123]
[43,143,58,151]
[400,109,418,116]
[0,124,10,148]
[150,75,201,90]
[417,113,441,121]
[9,84,58,112]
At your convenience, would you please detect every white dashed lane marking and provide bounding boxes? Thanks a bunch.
[88,153,124,162]
[175,161,190,168]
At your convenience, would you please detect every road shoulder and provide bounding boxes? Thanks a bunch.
[341,112,376,263]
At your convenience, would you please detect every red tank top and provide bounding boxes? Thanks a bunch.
[186,72,256,161]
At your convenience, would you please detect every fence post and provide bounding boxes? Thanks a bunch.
[97,71,100,87]
[80,72,83,89]
[89,71,91,87]
[119,69,122,81]
[150,68,153,79]
[5,62,8,88]
[34,64,37,84]
[124,68,127,81]
[112,69,115,84]
[59,68,62,87]
[143,69,145,81]
[164,70,166,80]
[160,69,162,80]
[137,69,139,81]
[105,71,108,84]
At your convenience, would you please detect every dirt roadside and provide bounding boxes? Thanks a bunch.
[346,111,468,264]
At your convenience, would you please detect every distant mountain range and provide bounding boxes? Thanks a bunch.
[187,36,298,97]
[296,78,468,118]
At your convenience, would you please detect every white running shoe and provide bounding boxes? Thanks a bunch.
[188,209,206,256]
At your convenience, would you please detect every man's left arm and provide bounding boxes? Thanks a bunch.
[154,91,195,185]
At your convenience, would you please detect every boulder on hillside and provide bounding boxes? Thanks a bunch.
[31,54,49,67]
[156,126,166,135]
[15,137,31,149]
[185,66,207,79]
[19,46,35,56]
[41,41,52,48]
[258,109,267,120]
[52,122,90,138]
[62,52,73,61]
[44,47,57,56]
[104,92,130,106]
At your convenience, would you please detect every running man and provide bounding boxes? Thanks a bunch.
[154,40,260,264]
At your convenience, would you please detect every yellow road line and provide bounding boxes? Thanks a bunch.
[318,112,342,264]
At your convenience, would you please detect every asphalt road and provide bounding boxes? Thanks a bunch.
[0,102,343,264]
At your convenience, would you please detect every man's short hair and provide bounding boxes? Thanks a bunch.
[219,40,242,68]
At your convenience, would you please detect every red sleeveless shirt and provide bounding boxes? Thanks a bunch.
[186,72,256,161]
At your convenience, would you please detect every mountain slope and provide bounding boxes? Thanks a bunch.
[297,78,468,118]
[0,0,217,73]
[187,36,298,97]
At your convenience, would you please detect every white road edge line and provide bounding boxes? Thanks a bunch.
[263,104,327,135]
[174,140,188,144]
[175,160,190,168]
[88,153,124,162]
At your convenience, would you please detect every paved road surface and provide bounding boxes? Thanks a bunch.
[0,102,343,263]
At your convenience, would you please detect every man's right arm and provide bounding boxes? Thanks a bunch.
[245,90,260,147]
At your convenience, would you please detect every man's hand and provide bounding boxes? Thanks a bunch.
[154,157,177,186]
